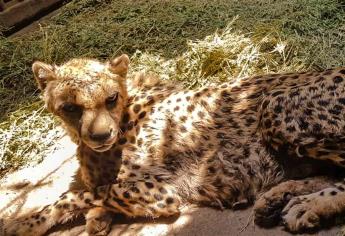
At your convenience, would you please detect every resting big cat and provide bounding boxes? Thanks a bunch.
[5,54,345,235]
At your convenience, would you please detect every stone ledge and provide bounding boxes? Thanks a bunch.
[0,0,66,34]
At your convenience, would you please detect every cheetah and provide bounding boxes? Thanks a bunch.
[5,54,345,235]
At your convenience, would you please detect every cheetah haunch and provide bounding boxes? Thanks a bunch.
[5,54,345,235]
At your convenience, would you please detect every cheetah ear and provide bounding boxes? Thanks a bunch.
[109,54,130,78]
[32,61,56,91]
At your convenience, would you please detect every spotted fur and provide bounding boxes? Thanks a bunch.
[5,55,345,235]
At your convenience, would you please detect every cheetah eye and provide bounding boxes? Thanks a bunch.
[106,92,119,109]
[61,103,81,113]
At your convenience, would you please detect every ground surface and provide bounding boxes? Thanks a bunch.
[0,136,340,236]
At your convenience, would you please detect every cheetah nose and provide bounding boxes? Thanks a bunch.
[89,130,112,142]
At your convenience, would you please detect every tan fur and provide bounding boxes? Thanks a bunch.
[5,55,345,235]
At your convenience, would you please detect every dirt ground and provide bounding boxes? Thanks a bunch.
[0,135,340,236]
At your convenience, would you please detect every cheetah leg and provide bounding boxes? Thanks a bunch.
[294,136,345,167]
[282,181,345,232]
[260,94,345,167]
[254,176,336,227]
[5,179,180,236]
[85,207,114,236]
[98,180,181,218]
[4,190,98,236]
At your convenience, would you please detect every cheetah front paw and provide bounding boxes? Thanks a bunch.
[281,197,320,232]
[85,207,113,236]
[254,190,292,227]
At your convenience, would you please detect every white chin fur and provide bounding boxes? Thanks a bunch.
[90,144,113,152]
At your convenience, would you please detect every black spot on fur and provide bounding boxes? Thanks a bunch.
[130,187,140,193]
[123,191,131,199]
[318,100,330,106]
[116,198,129,208]
[305,108,313,115]
[159,187,168,194]
[287,126,296,132]
[338,98,345,105]
[208,166,216,173]
[129,173,137,177]
[245,117,256,126]
[180,116,187,122]
[154,175,163,182]
[318,114,327,120]
[198,188,207,196]
[198,111,205,118]
[329,109,341,115]
[274,105,282,113]
[154,194,163,201]
[221,90,231,98]
[122,113,130,123]
[284,116,293,123]
[180,125,187,133]
[333,76,343,83]
[187,105,195,112]
[262,100,270,109]
[138,111,147,119]
[247,92,262,99]
[264,119,272,129]
[129,136,136,144]
[289,90,300,98]
[118,137,127,145]
[84,199,91,204]
[146,96,155,106]
[337,186,345,191]
[127,121,134,130]
[133,104,141,113]
[132,164,141,170]
[312,123,322,133]
[272,91,284,97]
[296,210,306,219]
[308,86,318,92]
[145,182,154,189]
[166,197,174,204]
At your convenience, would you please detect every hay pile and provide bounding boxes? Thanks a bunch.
[0,0,344,176]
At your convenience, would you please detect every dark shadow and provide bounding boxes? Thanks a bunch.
[169,207,339,236]
[45,215,86,236]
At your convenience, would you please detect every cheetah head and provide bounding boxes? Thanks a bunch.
[32,54,130,152]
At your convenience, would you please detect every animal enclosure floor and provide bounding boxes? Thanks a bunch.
[0,135,340,236]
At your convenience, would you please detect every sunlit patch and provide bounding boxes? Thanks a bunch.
[87,61,106,73]
[138,224,170,236]
[0,136,78,218]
